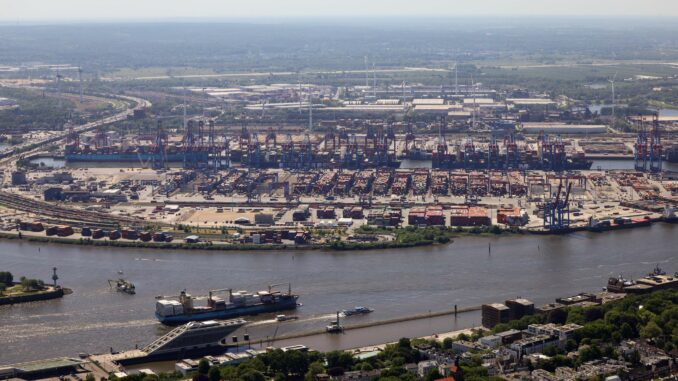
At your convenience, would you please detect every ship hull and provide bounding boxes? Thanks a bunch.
[157,297,298,325]
[432,160,592,171]
[64,152,208,163]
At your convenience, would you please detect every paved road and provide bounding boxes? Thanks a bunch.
[0,91,151,184]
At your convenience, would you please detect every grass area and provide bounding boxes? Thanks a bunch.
[331,224,513,251]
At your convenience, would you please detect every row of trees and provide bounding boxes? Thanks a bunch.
[0,271,46,294]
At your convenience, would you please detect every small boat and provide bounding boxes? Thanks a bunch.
[276,314,298,322]
[326,312,344,334]
[649,265,666,277]
[341,306,373,316]
[606,274,635,293]
[109,279,136,295]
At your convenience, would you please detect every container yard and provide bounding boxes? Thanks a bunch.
[2,84,678,247]
[2,158,677,247]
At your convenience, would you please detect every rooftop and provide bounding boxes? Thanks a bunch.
[485,303,509,310]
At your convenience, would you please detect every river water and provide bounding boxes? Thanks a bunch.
[1,224,677,365]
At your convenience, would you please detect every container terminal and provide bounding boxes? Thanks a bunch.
[62,120,593,171]
[2,85,678,244]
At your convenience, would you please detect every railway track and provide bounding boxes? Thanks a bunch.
[0,191,142,229]
[0,91,153,229]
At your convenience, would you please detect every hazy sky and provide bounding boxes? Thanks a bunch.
[2,0,678,22]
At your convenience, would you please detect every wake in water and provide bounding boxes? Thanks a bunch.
[0,319,158,343]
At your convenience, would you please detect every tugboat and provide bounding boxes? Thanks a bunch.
[326,312,344,333]
[649,265,666,277]
[606,275,635,293]
[109,279,136,295]
[341,306,373,317]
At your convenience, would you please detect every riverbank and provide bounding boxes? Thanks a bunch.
[0,285,66,306]
[0,224,675,364]
[1,216,674,252]
[0,226,505,252]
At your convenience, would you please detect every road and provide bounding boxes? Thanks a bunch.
[0,91,151,180]
[0,88,151,226]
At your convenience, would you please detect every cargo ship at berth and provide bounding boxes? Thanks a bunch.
[155,284,298,325]
[64,144,207,163]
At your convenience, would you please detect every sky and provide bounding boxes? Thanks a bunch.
[1,0,678,22]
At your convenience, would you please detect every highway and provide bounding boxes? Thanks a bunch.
[0,89,152,227]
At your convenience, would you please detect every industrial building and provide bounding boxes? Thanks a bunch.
[482,303,510,328]
[505,298,535,320]
[522,123,608,134]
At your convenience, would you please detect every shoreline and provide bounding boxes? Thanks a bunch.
[0,285,66,306]
[0,219,673,252]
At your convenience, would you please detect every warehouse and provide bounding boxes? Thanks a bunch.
[522,123,607,134]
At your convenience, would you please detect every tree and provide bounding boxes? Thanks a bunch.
[286,349,310,376]
[442,337,453,350]
[0,283,6,295]
[198,358,210,375]
[240,370,265,381]
[21,278,40,291]
[305,361,325,381]
[0,271,13,284]
[620,322,635,339]
[358,362,373,371]
[326,351,354,370]
[640,321,662,339]
[424,369,442,381]
[578,345,602,365]
[85,373,96,381]
[208,367,220,381]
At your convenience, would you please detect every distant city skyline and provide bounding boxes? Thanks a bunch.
[1,0,678,22]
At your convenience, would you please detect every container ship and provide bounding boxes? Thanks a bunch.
[155,284,298,325]
[64,143,207,163]
[432,149,592,171]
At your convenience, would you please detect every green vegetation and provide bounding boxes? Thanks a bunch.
[0,87,74,134]
[488,290,678,372]
[335,225,510,251]
[0,270,48,296]
[106,290,677,381]
[19,276,44,292]
[0,271,13,285]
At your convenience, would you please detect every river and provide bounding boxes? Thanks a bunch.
[1,224,677,365]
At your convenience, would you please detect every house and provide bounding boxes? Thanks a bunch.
[417,360,439,378]
[333,370,381,381]
[450,340,485,353]
[479,335,502,348]
[526,323,582,344]
[509,335,560,358]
